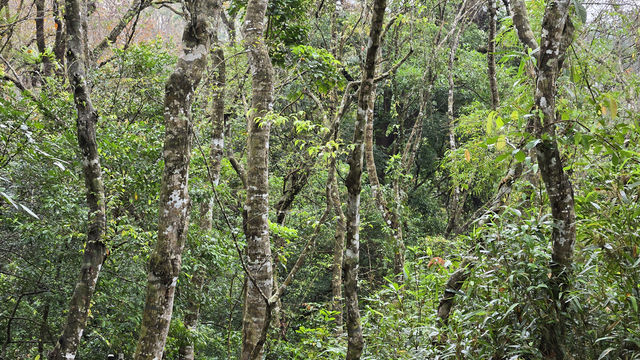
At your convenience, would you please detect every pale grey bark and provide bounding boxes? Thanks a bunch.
[343,0,387,357]
[240,0,274,356]
[364,83,405,279]
[133,0,216,358]
[510,0,538,52]
[329,157,346,328]
[178,13,226,360]
[48,0,107,358]
[531,1,575,357]
[444,27,464,238]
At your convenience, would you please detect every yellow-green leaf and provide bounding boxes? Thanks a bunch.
[496,135,506,151]
[609,97,617,119]
[486,112,495,134]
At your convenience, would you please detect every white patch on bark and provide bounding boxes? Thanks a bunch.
[168,189,186,209]
[540,97,547,108]
[182,44,207,62]
[212,138,224,148]
[345,248,355,258]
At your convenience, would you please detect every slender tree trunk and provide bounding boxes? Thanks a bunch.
[53,0,65,76]
[38,301,50,358]
[240,0,274,356]
[487,0,499,109]
[178,274,204,360]
[133,0,215,358]
[531,1,575,357]
[177,17,226,360]
[329,157,345,328]
[344,0,386,357]
[444,27,464,238]
[35,0,51,77]
[48,0,108,358]
[364,84,404,279]
[510,0,538,52]
[329,0,346,328]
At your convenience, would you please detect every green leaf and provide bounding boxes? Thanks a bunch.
[486,111,495,134]
[496,135,506,151]
[1,191,18,209]
[629,295,638,313]
[598,347,615,360]
[19,204,40,219]
[573,0,587,23]
[514,150,526,162]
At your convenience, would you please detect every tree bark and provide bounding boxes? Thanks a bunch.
[444,26,464,238]
[329,156,345,328]
[240,0,274,356]
[177,16,226,360]
[343,0,387,357]
[487,0,499,109]
[133,0,215,358]
[510,0,538,52]
[35,0,51,77]
[47,0,107,357]
[364,83,405,279]
[531,1,575,357]
[437,260,472,324]
[53,0,66,76]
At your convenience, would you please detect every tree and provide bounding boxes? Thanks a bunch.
[133,0,217,357]
[343,0,387,357]
[239,0,275,356]
[528,1,576,356]
[47,0,108,357]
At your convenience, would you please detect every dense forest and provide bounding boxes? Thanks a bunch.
[1,0,639,358]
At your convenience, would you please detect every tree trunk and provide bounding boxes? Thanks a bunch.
[343,0,387,357]
[487,0,499,110]
[437,260,472,324]
[329,156,345,328]
[444,27,464,238]
[364,83,404,279]
[240,0,274,356]
[178,273,204,360]
[177,18,226,360]
[133,0,215,358]
[38,301,50,358]
[531,1,575,357]
[53,0,66,77]
[510,0,538,52]
[48,1,107,359]
[35,0,51,77]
